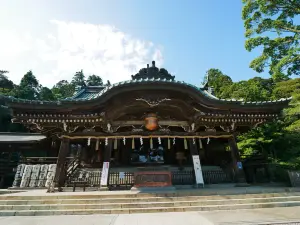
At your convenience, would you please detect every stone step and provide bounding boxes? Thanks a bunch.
[4,187,300,200]
[1,200,300,216]
[1,191,300,201]
[1,194,300,205]
[1,196,300,210]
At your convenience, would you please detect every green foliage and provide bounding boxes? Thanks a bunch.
[209,73,275,101]
[238,121,300,169]
[220,78,273,101]
[52,80,75,99]
[205,69,233,98]
[39,87,56,101]
[242,0,300,80]
[272,78,300,98]
[87,75,103,86]
[12,71,40,100]
[271,78,300,132]
[72,70,86,87]
[0,71,14,93]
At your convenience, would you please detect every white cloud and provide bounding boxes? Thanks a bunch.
[0,20,164,87]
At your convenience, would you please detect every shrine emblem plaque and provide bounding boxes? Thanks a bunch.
[145,113,158,131]
[134,171,172,187]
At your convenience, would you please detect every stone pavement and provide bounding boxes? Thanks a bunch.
[1,206,300,225]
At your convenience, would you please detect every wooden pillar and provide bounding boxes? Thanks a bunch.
[228,135,248,186]
[53,138,70,191]
[188,139,204,188]
[99,139,113,190]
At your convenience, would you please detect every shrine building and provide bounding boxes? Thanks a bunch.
[0,61,291,190]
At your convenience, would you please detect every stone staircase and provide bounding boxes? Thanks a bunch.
[1,189,300,216]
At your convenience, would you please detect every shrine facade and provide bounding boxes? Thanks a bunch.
[2,61,291,190]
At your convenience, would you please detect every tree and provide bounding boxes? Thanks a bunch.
[242,0,300,80]
[39,87,56,101]
[13,71,40,100]
[271,78,300,132]
[71,70,86,87]
[220,77,273,101]
[205,69,233,98]
[0,71,14,93]
[86,75,103,86]
[52,80,75,99]
[272,78,300,99]
[238,121,300,169]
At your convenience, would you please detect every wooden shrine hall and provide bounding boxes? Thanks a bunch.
[1,61,291,190]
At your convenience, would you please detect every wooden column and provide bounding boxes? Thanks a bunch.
[99,139,113,190]
[228,135,248,186]
[54,138,70,191]
[188,139,204,188]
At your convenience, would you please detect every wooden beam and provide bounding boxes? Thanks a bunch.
[62,131,233,139]
[111,120,189,127]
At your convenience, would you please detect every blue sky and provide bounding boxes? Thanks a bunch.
[0,0,264,87]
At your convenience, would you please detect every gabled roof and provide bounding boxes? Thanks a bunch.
[68,86,106,100]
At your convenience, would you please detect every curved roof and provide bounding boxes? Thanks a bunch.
[1,78,291,107]
[0,61,292,109]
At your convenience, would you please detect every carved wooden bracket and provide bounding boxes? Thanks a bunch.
[220,122,237,133]
[136,97,171,107]
[205,125,216,133]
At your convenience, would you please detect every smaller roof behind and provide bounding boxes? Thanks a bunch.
[0,133,46,143]
[68,86,106,100]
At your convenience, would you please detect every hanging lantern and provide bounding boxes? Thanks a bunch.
[123,137,126,145]
[105,138,108,146]
[114,138,118,150]
[87,138,91,146]
[168,138,171,149]
[145,113,158,131]
[158,137,161,145]
[193,138,196,145]
[173,138,176,145]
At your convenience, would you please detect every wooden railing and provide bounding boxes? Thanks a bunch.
[66,169,234,189]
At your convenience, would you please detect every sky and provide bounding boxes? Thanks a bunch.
[0,0,265,87]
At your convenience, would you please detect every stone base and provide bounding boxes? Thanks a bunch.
[98,186,109,191]
[131,186,176,192]
[235,182,250,187]
[193,184,205,189]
